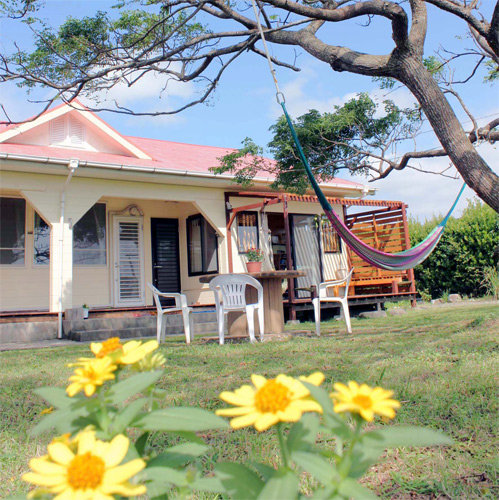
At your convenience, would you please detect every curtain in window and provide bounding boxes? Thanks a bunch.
[237,212,258,252]
[0,197,25,265]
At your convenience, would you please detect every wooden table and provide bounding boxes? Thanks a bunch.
[199,270,305,335]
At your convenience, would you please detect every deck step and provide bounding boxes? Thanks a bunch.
[70,327,157,342]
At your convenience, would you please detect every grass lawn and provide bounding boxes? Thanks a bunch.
[1,301,498,498]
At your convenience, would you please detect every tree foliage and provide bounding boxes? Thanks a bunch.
[409,200,499,298]
[213,93,420,193]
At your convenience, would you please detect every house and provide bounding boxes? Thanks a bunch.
[0,101,416,340]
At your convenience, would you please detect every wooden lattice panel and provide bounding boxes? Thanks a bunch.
[345,207,409,284]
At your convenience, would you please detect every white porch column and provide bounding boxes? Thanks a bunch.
[22,180,103,314]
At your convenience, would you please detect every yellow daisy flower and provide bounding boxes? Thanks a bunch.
[331,381,401,422]
[89,338,159,365]
[132,351,166,372]
[216,373,323,431]
[66,357,117,397]
[22,429,146,499]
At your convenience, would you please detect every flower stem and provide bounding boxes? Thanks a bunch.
[277,423,290,468]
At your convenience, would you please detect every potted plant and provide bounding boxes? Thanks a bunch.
[246,247,263,273]
[82,304,89,319]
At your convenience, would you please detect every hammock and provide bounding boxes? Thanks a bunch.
[249,0,466,271]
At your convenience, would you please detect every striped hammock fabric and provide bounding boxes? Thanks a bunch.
[280,102,465,271]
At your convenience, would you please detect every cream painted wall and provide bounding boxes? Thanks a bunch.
[0,168,228,310]
[0,197,50,310]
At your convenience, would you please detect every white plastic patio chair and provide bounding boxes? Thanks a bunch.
[209,274,264,345]
[148,283,193,344]
[312,268,354,335]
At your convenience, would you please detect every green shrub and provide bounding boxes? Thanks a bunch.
[409,200,498,299]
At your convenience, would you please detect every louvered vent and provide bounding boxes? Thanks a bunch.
[69,118,85,145]
[49,117,66,145]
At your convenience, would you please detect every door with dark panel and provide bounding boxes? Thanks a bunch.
[151,218,181,306]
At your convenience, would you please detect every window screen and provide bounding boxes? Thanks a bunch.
[0,197,25,265]
[187,215,218,276]
[34,212,50,265]
[73,203,107,265]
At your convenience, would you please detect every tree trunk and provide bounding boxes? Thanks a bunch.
[397,57,499,212]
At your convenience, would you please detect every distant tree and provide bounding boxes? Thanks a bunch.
[0,1,498,210]
[409,200,499,298]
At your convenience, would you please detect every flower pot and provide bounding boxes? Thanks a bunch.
[82,307,89,319]
[246,261,262,273]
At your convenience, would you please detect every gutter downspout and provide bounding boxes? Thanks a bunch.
[58,159,79,339]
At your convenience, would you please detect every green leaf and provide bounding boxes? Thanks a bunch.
[215,462,264,498]
[292,451,337,485]
[109,398,147,434]
[134,407,228,432]
[139,466,189,496]
[134,431,149,455]
[338,478,379,499]
[34,387,72,408]
[287,413,319,452]
[148,442,209,468]
[107,370,163,405]
[362,425,453,449]
[301,382,335,415]
[190,476,225,494]
[31,404,90,436]
[250,462,277,481]
[256,469,299,500]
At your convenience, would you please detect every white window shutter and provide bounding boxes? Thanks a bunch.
[49,116,66,145]
[69,118,85,145]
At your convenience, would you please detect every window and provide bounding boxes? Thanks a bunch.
[236,211,258,253]
[187,215,218,276]
[321,216,341,253]
[0,197,25,265]
[34,212,50,265]
[73,203,107,265]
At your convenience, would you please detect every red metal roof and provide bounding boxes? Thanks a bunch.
[0,101,366,191]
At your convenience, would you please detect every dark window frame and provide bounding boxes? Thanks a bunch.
[0,196,26,266]
[186,214,219,277]
[236,210,259,254]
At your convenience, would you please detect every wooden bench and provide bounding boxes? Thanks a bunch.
[351,276,403,294]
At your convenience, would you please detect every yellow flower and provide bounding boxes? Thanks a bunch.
[22,429,146,499]
[216,373,323,431]
[132,351,166,372]
[66,357,117,397]
[331,381,401,422]
[90,337,123,359]
[89,338,159,365]
[299,371,325,386]
[40,407,54,415]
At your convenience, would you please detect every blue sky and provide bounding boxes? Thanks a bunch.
[1,1,497,220]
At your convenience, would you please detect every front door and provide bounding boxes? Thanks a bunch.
[290,214,323,298]
[113,216,145,306]
[151,218,181,303]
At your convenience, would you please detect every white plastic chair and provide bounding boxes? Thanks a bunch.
[148,283,193,344]
[209,274,264,345]
[312,268,354,335]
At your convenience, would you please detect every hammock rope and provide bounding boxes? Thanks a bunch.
[249,0,465,271]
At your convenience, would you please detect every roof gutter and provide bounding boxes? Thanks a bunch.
[0,151,371,195]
